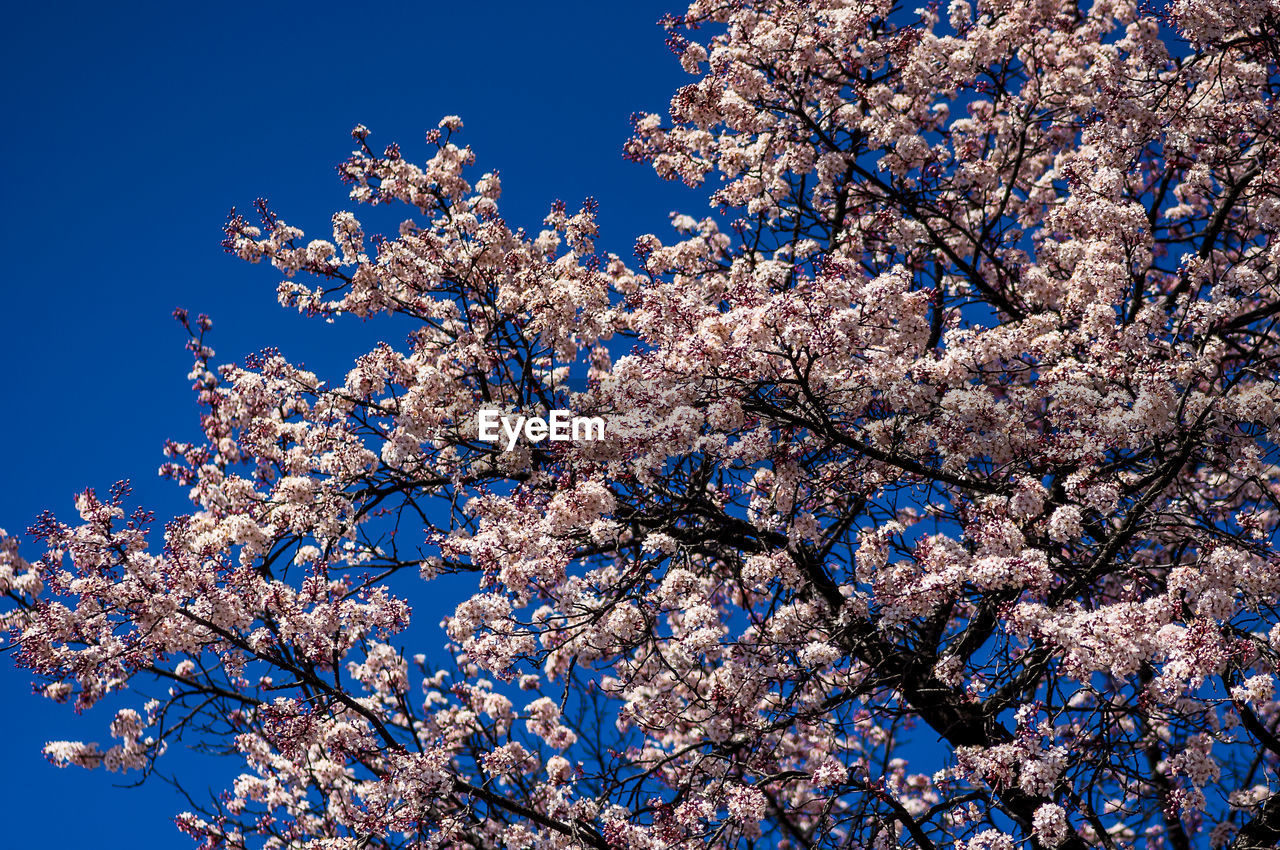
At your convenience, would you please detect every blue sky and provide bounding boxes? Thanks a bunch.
[0,1,695,844]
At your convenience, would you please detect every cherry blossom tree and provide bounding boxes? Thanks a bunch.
[5,0,1280,848]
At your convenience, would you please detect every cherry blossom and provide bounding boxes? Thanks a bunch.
[7,1,1280,848]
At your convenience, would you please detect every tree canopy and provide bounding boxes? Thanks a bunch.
[6,1,1280,848]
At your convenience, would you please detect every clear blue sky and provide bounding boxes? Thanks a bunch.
[0,1,694,844]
